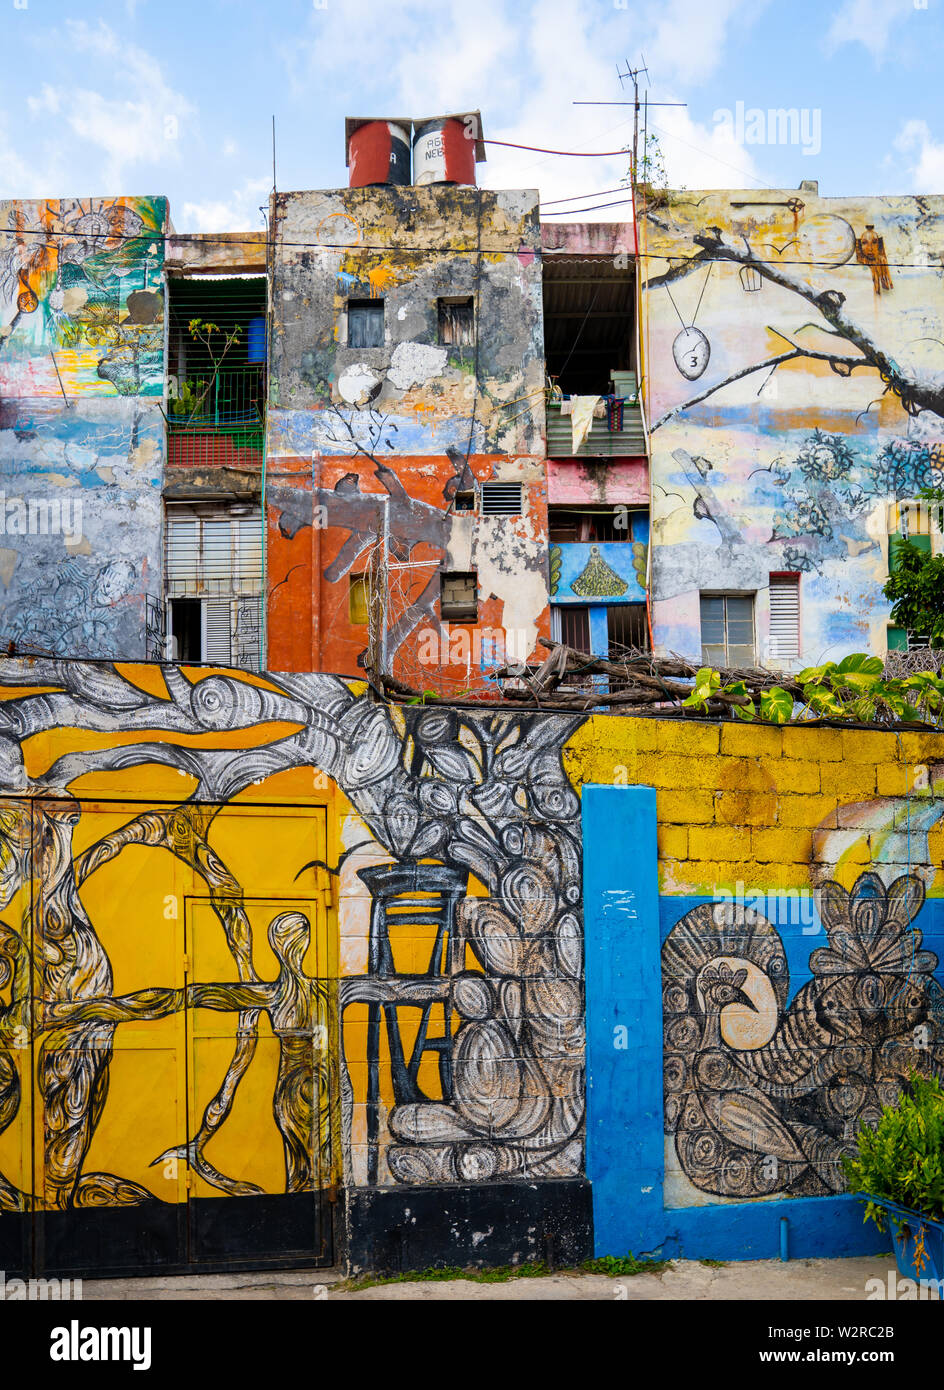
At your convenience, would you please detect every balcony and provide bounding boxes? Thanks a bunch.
[166,367,265,471]
[549,540,647,604]
[546,373,645,458]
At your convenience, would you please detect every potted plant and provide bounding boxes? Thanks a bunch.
[844,1072,944,1293]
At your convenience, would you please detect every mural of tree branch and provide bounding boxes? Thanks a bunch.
[0,659,586,1209]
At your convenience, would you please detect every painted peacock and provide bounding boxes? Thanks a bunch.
[662,871,944,1199]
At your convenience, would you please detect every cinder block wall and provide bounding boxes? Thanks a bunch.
[577,714,944,1261]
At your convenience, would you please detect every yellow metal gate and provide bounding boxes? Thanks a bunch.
[26,798,335,1277]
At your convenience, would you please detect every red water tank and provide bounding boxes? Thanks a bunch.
[347,119,411,188]
[412,116,480,186]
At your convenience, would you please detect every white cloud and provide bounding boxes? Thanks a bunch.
[891,118,944,190]
[280,0,762,215]
[41,20,196,187]
[180,176,270,233]
[223,139,238,158]
[26,84,61,117]
[824,0,916,61]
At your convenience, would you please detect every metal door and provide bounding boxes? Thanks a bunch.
[184,889,334,1267]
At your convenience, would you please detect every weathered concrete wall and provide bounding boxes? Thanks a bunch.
[547,457,648,506]
[0,198,166,657]
[266,185,552,686]
[270,185,544,454]
[640,189,944,667]
[267,450,549,683]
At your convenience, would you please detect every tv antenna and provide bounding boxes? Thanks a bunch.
[574,55,685,184]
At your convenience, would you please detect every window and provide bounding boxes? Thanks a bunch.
[164,503,263,668]
[169,598,202,662]
[607,603,649,654]
[548,507,638,543]
[349,573,371,626]
[481,482,523,516]
[437,297,474,347]
[453,489,475,512]
[440,571,477,622]
[551,605,591,652]
[700,593,755,667]
[768,573,800,662]
[348,299,384,349]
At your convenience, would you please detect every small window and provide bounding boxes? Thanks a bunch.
[481,482,523,516]
[440,571,477,622]
[551,605,591,652]
[454,489,475,512]
[607,603,649,654]
[348,299,384,349]
[349,573,371,626]
[768,573,800,663]
[700,593,755,667]
[438,297,474,347]
[548,507,637,543]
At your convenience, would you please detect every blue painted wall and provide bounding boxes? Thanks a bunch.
[583,782,892,1262]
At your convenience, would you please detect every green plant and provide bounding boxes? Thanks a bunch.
[168,377,209,417]
[682,652,944,727]
[168,319,243,422]
[844,1073,944,1230]
[579,1252,671,1276]
[883,535,944,649]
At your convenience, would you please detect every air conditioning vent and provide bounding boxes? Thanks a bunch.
[481,482,523,516]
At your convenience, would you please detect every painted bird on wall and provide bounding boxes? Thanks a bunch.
[662,871,944,1200]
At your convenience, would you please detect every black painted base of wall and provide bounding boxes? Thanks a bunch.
[6,1193,337,1280]
[344,1179,593,1275]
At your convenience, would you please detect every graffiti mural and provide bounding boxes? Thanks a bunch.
[641,190,944,663]
[0,199,166,661]
[0,658,585,1231]
[0,197,165,397]
[662,873,944,1201]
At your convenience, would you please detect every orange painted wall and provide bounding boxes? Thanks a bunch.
[266,454,550,691]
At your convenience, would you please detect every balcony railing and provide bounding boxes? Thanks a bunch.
[546,372,645,458]
[167,365,265,470]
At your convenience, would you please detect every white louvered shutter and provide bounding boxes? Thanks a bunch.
[769,574,800,662]
[204,601,233,664]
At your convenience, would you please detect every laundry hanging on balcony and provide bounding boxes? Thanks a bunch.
[570,395,603,452]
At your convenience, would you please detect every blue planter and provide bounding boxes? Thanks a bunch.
[862,1197,944,1297]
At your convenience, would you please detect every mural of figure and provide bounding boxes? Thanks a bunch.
[855,224,893,295]
[44,910,330,1195]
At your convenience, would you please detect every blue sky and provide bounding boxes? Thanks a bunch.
[0,0,942,231]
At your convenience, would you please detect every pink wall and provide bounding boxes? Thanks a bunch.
[547,458,648,505]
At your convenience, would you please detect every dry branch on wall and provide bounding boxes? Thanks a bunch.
[376,639,808,715]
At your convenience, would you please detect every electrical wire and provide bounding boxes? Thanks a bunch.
[540,186,632,205]
[3,223,941,272]
[541,198,636,215]
[483,138,630,157]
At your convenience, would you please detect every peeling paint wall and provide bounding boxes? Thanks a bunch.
[0,198,166,657]
[266,185,551,687]
[640,189,944,667]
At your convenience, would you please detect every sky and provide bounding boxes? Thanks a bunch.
[0,0,942,232]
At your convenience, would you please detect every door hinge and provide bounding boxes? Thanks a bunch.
[326,1181,339,1204]
[182,953,191,975]
[185,1167,195,1191]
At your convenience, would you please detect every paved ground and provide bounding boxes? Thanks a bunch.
[79,1255,897,1301]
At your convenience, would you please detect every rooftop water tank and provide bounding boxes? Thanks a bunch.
[346,118,411,188]
[412,112,485,186]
